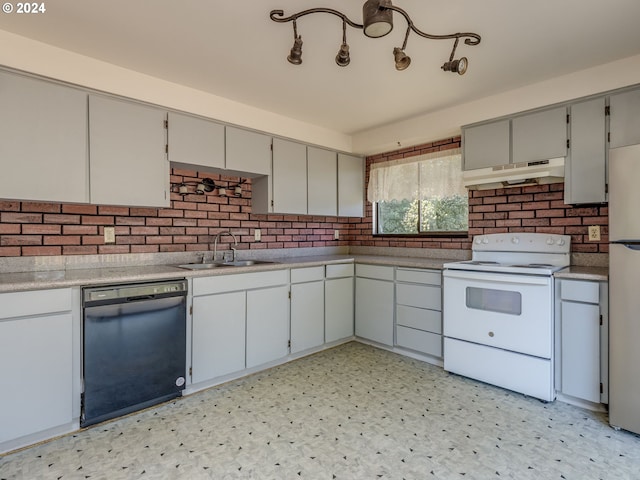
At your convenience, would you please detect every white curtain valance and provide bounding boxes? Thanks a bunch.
[367,148,463,203]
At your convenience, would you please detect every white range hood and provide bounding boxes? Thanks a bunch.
[463,158,565,190]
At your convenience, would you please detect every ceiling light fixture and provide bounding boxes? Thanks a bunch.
[270,0,481,74]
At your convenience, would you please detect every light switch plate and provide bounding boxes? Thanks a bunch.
[588,225,601,241]
[334,230,340,240]
[254,229,262,242]
[104,227,116,244]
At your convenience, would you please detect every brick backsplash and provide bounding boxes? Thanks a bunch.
[0,138,609,257]
[0,168,351,257]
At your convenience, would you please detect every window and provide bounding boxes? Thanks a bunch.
[368,148,468,235]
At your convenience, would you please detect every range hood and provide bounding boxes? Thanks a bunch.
[463,158,565,190]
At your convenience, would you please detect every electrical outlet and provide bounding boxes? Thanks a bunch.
[254,229,262,242]
[334,230,340,240]
[588,225,601,241]
[104,227,116,244]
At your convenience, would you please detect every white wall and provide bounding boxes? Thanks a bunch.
[0,30,352,153]
[352,54,640,155]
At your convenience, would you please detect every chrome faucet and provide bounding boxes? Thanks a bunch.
[212,231,238,262]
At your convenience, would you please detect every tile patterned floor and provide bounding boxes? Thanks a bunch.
[2,342,640,479]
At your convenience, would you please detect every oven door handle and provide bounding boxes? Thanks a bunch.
[443,269,551,286]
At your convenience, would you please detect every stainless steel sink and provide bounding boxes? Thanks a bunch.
[175,260,277,270]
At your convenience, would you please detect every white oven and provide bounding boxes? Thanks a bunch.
[442,233,570,402]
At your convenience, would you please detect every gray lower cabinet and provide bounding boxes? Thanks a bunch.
[325,263,355,343]
[290,267,325,354]
[565,98,607,204]
[0,70,89,203]
[394,267,443,358]
[191,291,246,383]
[610,88,640,148]
[246,285,290,368]
[89,94,169,207]
[355,264,394,346]
[559,279,609,404]
[0,289,74,452]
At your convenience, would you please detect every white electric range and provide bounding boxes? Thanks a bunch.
[442,232,571,401]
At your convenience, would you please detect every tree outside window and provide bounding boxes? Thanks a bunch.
[368,148,468,235]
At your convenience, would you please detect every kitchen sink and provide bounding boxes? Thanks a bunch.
[175,260,277,270]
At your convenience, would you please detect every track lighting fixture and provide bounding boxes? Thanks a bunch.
[270,0,481,73]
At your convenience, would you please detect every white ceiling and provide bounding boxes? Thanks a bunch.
[1,0,640,136]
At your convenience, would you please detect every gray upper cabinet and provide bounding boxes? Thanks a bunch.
[338,153,364,217]
[167,111,224,170]
[462,120,510,170]
[89,95,169,207]
[0,71,89,203]
[272,138,307,214]
[609,88,640,148]
[308,146,338,216]
[512,107,567,163]
[565,98,607,204]
[225,126,271,176]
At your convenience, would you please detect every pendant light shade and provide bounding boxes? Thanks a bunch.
[287,35,303,65]
[362,0,393,38]
[336,43,351,67]
[393,47,411,71]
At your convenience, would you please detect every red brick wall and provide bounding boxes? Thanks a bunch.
[350,136,609,253]
[0,167,351,257]
[0,140,610,257]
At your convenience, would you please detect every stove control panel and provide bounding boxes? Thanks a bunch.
[472,233,571,253]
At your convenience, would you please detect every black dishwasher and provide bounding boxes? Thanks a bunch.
[82,280,187,427]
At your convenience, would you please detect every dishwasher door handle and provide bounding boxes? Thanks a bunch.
[126,294,156,302]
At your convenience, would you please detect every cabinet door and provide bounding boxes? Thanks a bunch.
[308,147,338,216]
[565,98,607,204]
[338,153,364,217]
[561,301,601,403]
[325,276,354,342]
[610,89,640,148]
[192,291,246,383]
[246,285,289,368]
[512,107,567,163]
[225,126,271,175]
[89,95,169,207]
[462,120,510,170]
[355,277,394,346]
[167,111,224,169]
[291,281,324,353]
[272,138,307,214]
[0,313,73,443]
[0,71,88,203]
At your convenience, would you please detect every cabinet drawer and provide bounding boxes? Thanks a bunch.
[194,270,289,296]
[396,268,441,286]
[560,280,599,303]
[291,266,324,283]
[326,263,354,279]
[396,326,442,357]
[396,283,441,310]
[396,305,441,334]
[0,288,72,320]
[356,264,394,281]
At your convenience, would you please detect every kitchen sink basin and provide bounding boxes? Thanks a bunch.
[175,260,277,270]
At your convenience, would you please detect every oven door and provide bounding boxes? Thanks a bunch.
[443,269,553,358]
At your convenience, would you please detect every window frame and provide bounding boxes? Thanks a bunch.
[369,149,469,237]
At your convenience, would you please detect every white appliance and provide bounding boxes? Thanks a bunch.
[608,144,640,435]
[463,157,565,190]
[443,233,570,401]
